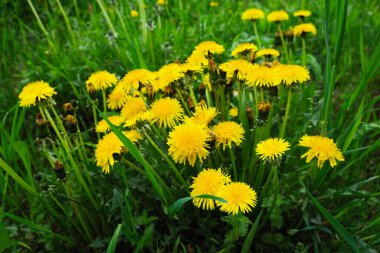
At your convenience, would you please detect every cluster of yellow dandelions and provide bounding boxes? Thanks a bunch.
[241,8,317,37]
[190,168,257,215]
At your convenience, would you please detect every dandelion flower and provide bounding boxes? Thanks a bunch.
[273,64,310,85]
[167,122,210,166]
[190,168,231,210]
[187,102,218,126]
[267,10,289,22]
[241,8,265,21]
[294,10,312,18]
[146,97,184,128]
[86,71,117,93]
[96,115,125,133]
[257,101,271,113]
[245,65,282,87]
[157,0,167,5]
[256,137,290,161]
[107,86,129,110]
[212,121,244,150]
[229,107,238,117]
[95,130,142,173]
[19,81,57,107]
[293,23,317,37]
[186,51,209,67]
[194,41,225,56]
[210,2,218,7]
[121,97,147,126]
[217,182,257,215]
[299,135,344,168]
[131,10,139,17]
[151,63,184,91]
[118,69,153,92]
[256,48,280,58]
[181,62,203,74]
[219,59,255,80]
[231,43,258,58]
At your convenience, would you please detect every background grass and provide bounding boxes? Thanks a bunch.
[1,0,380,252]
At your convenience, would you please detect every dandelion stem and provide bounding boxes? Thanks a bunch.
[92,102,100,140]
[253,22,261,48]
[228,147,238,180]
[122,158,147,176]
[278,25,290,63]
[188,84,197,106]
[102,90,107,114]
[175,87,191,115]
[279,88,292,138]
[302,37,307,66]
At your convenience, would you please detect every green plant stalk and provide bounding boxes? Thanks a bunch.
[48,104,74,150]
[228,147,238,180]
[279,88,292,138]
[92,103,100,140]
[40,106,99,210]
[122,158,147,176]
[54,0,77,45]
[102,90,108,114]
[277,24,290,63]
[96,0,117,35]
[205,83,213,107]
[302,37,307,66]
[175,87,191,115]
[188,84,197,106]
[143,132,188,191]
[149,31,156,67]
[253,22,261,48]
[262,164,279,225]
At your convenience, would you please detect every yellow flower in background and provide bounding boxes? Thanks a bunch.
[96,115,125,133]
[217,182,257,215]
[210,1,218,7]
[219,59,255,80]
[256,48,280,58]
[245,65,282,87]
[146,97,184,128]
[257,101,271,113]
[194,41,225,56]
[151,63,184,91]
[167,122,210,166]
[190,168,231,210]
[186,50,209,67]
[188,102,218,126]
[107,85,129,110]
[241,8,265,21]
[121,97,147,126]
[131,10,139,17]
[212,121,244,150]
[231,43,258,58]
[267,10,289,22]
[181,62,203,74]
[118,69,153,93]
[274,64,310,85]
[294,10,312,18]
[299,135,344,168]
[19,81,57,107]
[229,107,238,117]
[86,71,117,93]
[293,23,317,36]
[256,137,290,161]
[95,130,142,173]
[157,0,167,5]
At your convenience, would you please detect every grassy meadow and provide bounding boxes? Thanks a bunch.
[1,0,380,252]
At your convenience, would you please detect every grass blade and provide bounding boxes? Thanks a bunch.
[241,209,263,253]
[107,224,123,253]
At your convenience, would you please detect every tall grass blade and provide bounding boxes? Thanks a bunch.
[107,224,122,253]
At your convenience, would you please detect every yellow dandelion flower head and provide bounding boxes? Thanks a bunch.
[146,97,184,128]
[131,10,139,17]
[118,69,153,92]
[229,107,238,117]
[273,64,310,85]
[95,130,141,173]
[256,137,290,161]
[107,85,129,110]
[299,135,344,168]
[190,168,231,210]
[194,41,225,56]
[245,65,282,87]
[18,81,57,107]
[203,73,212,91]
[151,63,184,91]
[257,101,271,112]
[157,0,167,5]
[121,97,147,126]
[212,121,245,150]
[241,8,265,21]
[187,102,218,126]
[219,59,255,80]
[181,62,203,74]
[217,182,258,215]
[294,10,312,18]
[96,115,125,133]
[167,122,210,166]
[267,10,289,22]
[210,1,218,7]
[256,48,280,58]
[186,51,209,67]
[293,23,317,37]
[86,71,117,93]
[231,43,258,57]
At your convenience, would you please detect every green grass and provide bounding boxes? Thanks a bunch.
[1,0,380,252]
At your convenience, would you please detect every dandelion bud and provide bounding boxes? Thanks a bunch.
[54,160,66,180]
[65,115,77,126]
[63,102,73,113]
